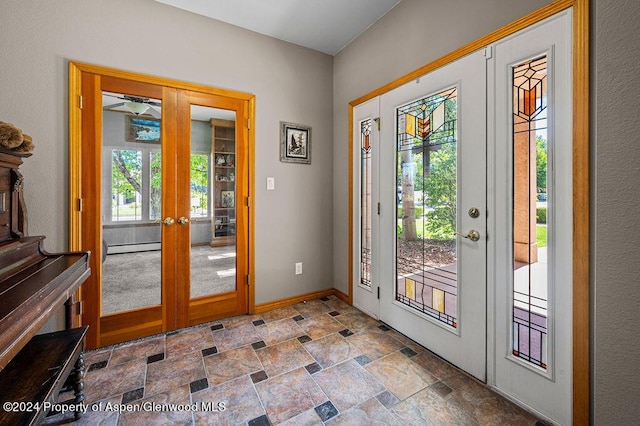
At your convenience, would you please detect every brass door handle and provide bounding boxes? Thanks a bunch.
[177,217,190,225]
[456,230,480,242]
[163,217,175,226]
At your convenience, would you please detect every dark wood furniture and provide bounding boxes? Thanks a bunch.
[0,151,91,424]
[0,327,88,425]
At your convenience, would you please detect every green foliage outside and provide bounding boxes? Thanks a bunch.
[396,99,547,244]
[397,218,426,239]
[111,150,142,220]
[537,225,547,248]
[397,97,457,242]
[149,152,162,220]
[536,206,547,224]
[190,154,208,215]
[110,203,140,217]
[536,135,547,192]
[398,206,424,218]
[112,150,141,201]
[111,149,162,220]
[422,142,457,239]
[111,150,208,221]
[398,140,457,241]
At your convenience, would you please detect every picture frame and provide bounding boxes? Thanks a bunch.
[280,121,311,164]
[125,114,161,143]
[221,190,235,208]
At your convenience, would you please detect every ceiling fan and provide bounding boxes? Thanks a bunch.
[103,94,161,118]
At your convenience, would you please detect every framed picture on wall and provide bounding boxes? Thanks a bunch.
[125,115,161,143]
[221,190,235,208]
[280,121,311,164]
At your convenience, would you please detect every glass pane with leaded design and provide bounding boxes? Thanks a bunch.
[512,56,548,369]
[360,119,372,287]
[396,87,458,328]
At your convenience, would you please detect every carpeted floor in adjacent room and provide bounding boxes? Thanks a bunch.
[102,245,236,314]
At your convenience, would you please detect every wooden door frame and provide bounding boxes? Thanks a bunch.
[68,62,256,349]
[346,0,589,423]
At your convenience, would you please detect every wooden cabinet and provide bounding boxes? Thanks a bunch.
[210,119,236,247]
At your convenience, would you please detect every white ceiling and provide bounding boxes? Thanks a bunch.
[102,92,236,121]
[153,0,401,55]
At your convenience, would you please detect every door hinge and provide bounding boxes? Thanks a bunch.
[377,287,380,299]
[246,275,250,286]
[76,300,83,316]
[246,196,250,207]
[78,95,83,110]
[373,117,380,130]
[77,198,83,212]
[247,118,251,129]
[484,46,492,59]
[377,202,381,215]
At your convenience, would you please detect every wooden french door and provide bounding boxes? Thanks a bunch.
[177,89,250,328]
[74,65,252,348]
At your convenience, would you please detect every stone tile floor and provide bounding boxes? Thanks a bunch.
[44,296,541,425]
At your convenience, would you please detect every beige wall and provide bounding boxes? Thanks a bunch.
[332,0,552,294]
[2,0,639,421]
[0,0,334,313]
[592,0,640,422]
[334,0,640,422]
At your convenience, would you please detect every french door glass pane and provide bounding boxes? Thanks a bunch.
[190,106,237,299]
[101,91,162,314]
[396,88,459,328]
[512,56,549,369]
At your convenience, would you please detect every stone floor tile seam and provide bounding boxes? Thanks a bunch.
[142,362,149,401]
[249,371,280,424]
[305,356,389,418]
[198,346,266,389]
[69,298,544,425]
[253,340,318,382]
[299,333,329,371]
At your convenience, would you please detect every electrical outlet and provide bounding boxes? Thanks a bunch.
[295,262,302,275]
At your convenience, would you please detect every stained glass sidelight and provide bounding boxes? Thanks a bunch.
[395,87,458,328]
[360,119,372,287]
[512,56,548,369]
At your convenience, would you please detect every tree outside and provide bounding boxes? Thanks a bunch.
[112,150,142,221]
[398,96,457,243]
[112,150,209,221]
[190,154,209,217]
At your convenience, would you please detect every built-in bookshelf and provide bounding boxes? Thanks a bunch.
[210,118,236,247]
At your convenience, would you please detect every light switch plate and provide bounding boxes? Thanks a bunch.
[267,177,275,190]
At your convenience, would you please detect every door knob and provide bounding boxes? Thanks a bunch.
[177,216,190,225]
[456,230,480,242]
[163,217,175,226]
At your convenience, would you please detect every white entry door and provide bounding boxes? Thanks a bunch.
[352,99,381,319]
[352,12,573,422]
[378,49,488,381]
[488,11,573,425]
